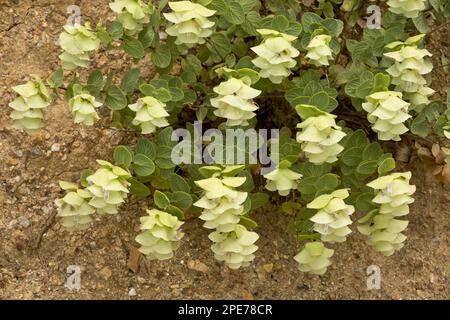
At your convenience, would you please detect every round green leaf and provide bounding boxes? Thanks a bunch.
[136,138,157,159]
[133,154,155,177]
[168,191,193,209]
[377,157,396,175]
[154,190,170,209]
[224,2,245,24]
[169,174,191,193]
[129,178,151,197]
[105,85,127,110]
[152,45,172,68]
[114,145,133,167]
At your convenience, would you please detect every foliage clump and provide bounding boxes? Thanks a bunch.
[7,0,450,276]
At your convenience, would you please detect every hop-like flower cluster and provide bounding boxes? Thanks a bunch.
[263,166,302,196]
[135,209,184,260]
[385,35,434,109]
[69,93,102,126]
[209,224,259,270]
[306,34,333,66]
[55,182,95,231]
[128,96,170,134]
[109,0,153,36]
[386,0,427,18]
[294,242,334,275]
[362,91,411,141]
[210,77,261,127]
[308,189,354,243]
[296,105,346,164]
[58,23,100,70]
[251,29,300,84]
[195,165,259,269]
[9,75,51,133]
[358,172,415,256]
[194,166,248,232]
[86,160,131,214]
[163,1,215,46]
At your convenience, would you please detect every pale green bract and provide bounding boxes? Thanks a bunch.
[443,147,450,165]
[386,0,427,18]
[135,209,184,260]
[86,160,131,214]
[210,77,261,127]
[55,182,95,231]
[263,166,303,196]
[362,91,411,141]
[294,241,334,275]
[444,130,450,140]
[109,0,153,36]
[358,172,415,256]
[194,166,248,232]
[251,29,300,84]
[128,96,170,134]
[384,35,435,110]
[209,224,259,269]
[163,1,216,46]
[308,189,355,243]
[296,105,346,164]
[306,34,333,67]
[58,23,100,70]
[9,75,51,134]
[69,93,102,126]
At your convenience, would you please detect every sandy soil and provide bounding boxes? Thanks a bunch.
[0,0,449,299]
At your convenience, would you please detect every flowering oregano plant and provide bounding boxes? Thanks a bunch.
[7,0,450,275]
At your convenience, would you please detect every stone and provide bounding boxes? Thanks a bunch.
[263,263,274,273]
[187,259,209,273]
[18,216,31,228]
[128,287,137,297]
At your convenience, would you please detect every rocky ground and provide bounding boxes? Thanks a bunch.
[0,0,449,299]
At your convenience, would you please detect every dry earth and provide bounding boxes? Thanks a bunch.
[0,0,449,299]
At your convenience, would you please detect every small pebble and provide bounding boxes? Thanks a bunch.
[18,217,31,228]
[51,143,60,152]
[128,288,137,297]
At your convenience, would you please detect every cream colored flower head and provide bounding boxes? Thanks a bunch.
[69,93,102,126]
[211,77,261,127]
[362,91,411,141]
[58,23,100,70]
[294,241,334,275]
[386,0,427,18]
[307,189,354,243]
[263,163,302,196]
[164,1,216,46]
[128,96,170,134]
[367,172,416,217]
[135,209,184,260]
[306,34,333,66]
[86,160,131,214]
[109,0,153,35]
[9,75,51,134]
[251,29,300,84]
[209,224,259,269]
[358,172,415,256]
[194,165,248,232]
[296,104,346,164]
[384,34,434,109]
[55,181,95,231]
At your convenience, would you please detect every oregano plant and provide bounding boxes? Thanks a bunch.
[7,0,450,276]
